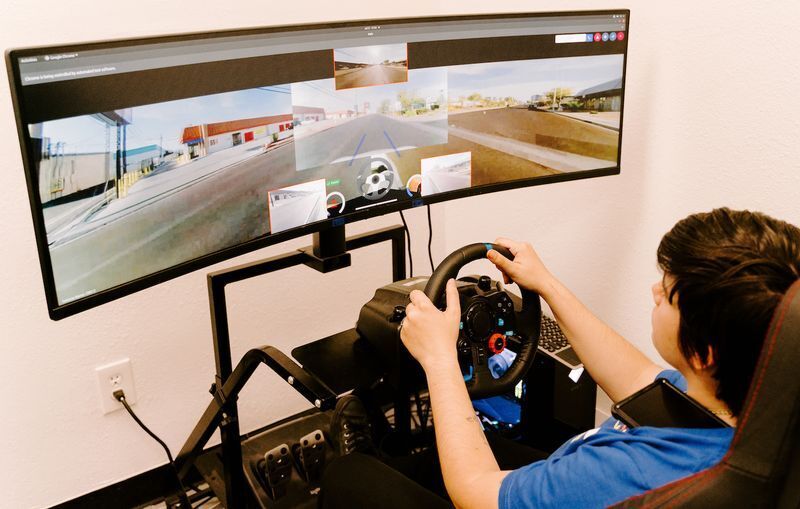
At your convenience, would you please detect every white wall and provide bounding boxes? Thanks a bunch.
[1,1,798,507]
[442,0,800,362]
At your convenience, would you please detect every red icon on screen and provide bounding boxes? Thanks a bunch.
[617,32,625,40]
[594,33,602,42]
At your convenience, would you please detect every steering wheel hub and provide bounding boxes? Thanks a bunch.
[465,301,494,341]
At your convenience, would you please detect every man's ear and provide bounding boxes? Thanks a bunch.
[689,347,715,372]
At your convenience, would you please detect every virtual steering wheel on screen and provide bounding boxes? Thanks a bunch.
[423,243,542,399]
[357,156,396,201]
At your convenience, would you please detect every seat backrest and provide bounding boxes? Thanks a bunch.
[612,279,800,508]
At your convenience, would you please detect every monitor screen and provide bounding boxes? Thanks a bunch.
[6,10,629,319]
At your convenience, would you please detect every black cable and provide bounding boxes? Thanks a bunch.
[426,205,435,273]
[114,390,192,508]
[399,210,413,277]
[412,391,425,433]
[421,396,431,433]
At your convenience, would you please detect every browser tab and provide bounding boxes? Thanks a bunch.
[43,53,79,62]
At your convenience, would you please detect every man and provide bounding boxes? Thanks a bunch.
[321,208,800,508]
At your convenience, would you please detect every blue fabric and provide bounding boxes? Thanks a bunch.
[499,370,734,509]
[473,395,521,425]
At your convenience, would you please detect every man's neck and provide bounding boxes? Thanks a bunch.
[682,369,737,427]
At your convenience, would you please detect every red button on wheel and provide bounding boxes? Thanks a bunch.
[488,333,506,354]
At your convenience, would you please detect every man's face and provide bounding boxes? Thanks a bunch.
[651,274,686,370]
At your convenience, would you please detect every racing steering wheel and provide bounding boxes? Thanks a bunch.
[424,243,541,399]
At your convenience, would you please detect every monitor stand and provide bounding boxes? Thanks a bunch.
[301,225,352,273]
[175,224,408,508]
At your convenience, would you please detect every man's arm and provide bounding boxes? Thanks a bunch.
[488,238,662,403]
[401,280,509,509]
[426,355,509,509]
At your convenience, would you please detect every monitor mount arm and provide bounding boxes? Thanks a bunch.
[175,224,408,508]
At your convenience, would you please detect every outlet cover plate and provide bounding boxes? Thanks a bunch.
[95,358,137,414]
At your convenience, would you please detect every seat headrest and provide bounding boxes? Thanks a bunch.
[726,279,800,478]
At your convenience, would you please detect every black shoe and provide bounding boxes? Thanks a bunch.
[329,395,376,456]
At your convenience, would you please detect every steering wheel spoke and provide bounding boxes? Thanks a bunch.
[504,334,523,353]
[471,348,492,385]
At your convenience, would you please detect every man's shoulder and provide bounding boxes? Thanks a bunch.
[565,418,733,459]
[655,369,687,391]
[499,422,733,509]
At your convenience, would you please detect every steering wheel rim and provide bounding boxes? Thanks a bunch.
[423,243,541,399]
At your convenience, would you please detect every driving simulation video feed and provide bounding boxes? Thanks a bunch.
[32,86,296,304]
[268,179,327,233]
[291,66,448,171]
[372,54,625,193]
[28,39,625,307]
[333,43,409,91]
[420,152,472,196]
[445,54,622,178]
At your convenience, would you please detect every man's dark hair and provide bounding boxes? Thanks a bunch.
[657,208,800,416]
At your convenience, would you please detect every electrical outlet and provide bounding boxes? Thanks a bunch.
[95,358,137,414]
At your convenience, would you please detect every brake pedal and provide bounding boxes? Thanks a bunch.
[263,443,292,500]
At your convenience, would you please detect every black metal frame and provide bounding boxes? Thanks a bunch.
[175,224,406,508]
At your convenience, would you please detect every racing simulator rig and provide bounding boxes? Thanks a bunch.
[6,9,628,507]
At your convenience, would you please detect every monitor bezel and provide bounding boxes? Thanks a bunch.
[5,9,630,320]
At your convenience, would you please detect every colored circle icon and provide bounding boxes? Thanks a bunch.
[602,32,609,42]
[326,192,346,216]
[609,32,617,41]
[406,174,422,197]
[617,32,625,41]
[594,32,601,42]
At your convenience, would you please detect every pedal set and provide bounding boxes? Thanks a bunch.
[257,429,328,503]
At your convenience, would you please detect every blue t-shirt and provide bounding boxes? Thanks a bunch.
[499,370,734,509]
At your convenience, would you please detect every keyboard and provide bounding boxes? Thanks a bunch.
[538,315,582,369]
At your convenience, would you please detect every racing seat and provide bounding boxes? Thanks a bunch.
[612,279,800,508]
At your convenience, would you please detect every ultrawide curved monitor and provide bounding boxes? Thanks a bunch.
[6,10,629,319]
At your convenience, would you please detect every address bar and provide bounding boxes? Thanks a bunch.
[555,33,589,43]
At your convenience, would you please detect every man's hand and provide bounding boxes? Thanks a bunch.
[490,237,663,403]
[488,237,555,296]
[400,279,461,371]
